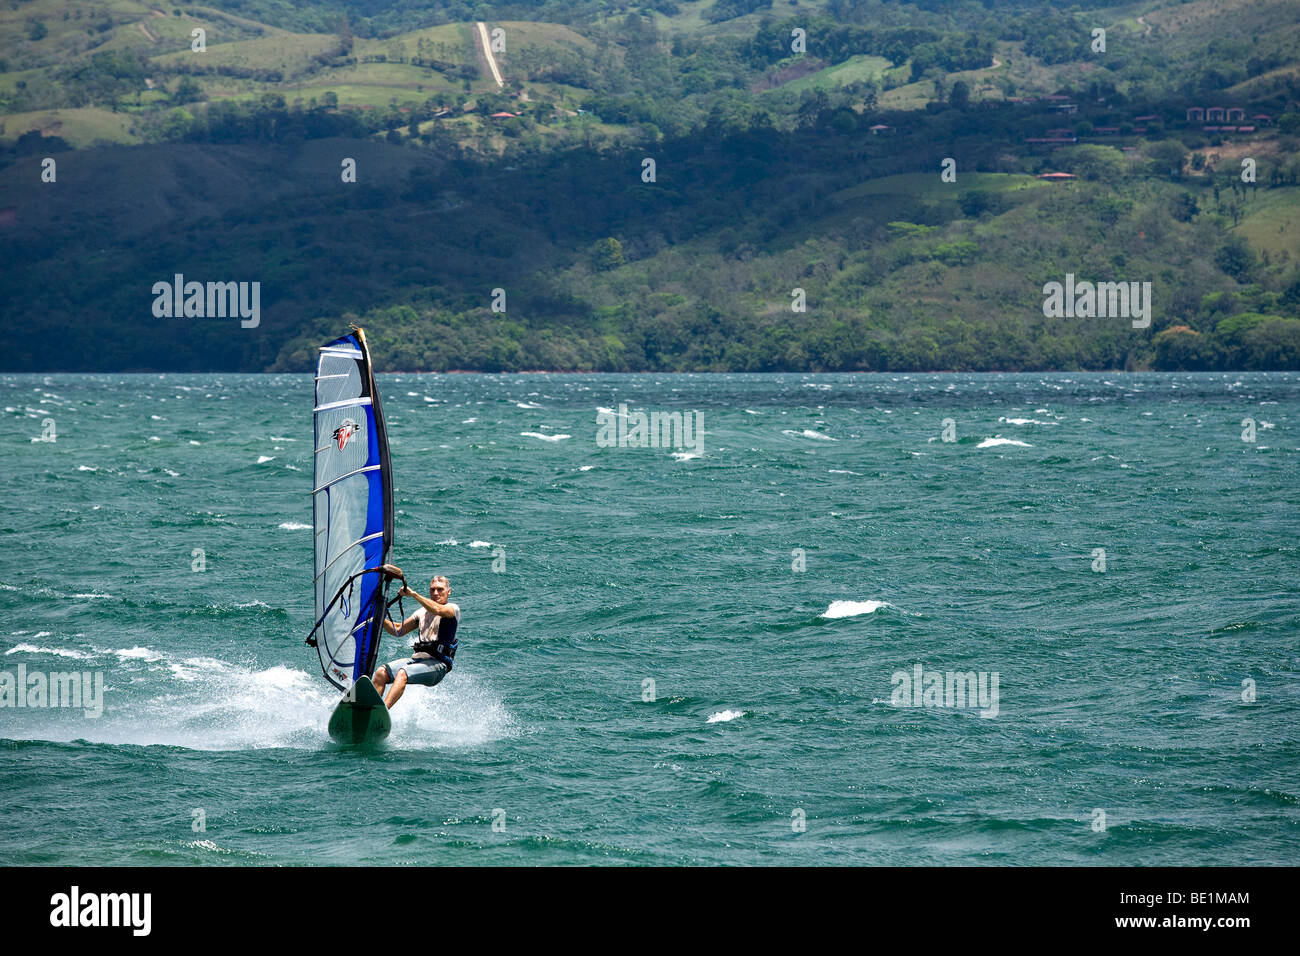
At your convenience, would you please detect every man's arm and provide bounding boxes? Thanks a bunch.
[383,614,420,635]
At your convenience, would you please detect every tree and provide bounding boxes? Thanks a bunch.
[591,237,626,271]
[1058,144,1126,182]
[1146,139,1187,179]
[1214,235,1257,281]
[336,15,354,55]
[949,79,970,111]
[173,77,203,105]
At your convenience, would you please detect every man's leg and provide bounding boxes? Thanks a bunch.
[373,664,390,694]
[384,668,409,709]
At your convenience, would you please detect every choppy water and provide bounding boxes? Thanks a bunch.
[1,372,1297,865]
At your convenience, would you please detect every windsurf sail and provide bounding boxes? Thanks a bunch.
[307,327,396,691]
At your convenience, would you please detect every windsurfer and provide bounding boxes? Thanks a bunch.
[375,564,460,709]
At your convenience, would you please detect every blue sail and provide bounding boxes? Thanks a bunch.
[310,329,394,691]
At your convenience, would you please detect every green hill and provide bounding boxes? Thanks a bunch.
[1,0,1298,371]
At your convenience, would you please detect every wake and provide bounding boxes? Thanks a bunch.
[1,644,511,752]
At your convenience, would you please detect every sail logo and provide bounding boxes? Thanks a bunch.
[151,273,261,328]
[0,665,104,717]
[50,886,151,936]
[888,664,1000,718]
[1042,273,1152,328]
[332,418,362,451]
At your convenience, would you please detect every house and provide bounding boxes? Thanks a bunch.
[1037,172,1076,181]
[1206,107,1225,121]
[1238,126,1256,133]
[868,124,891,134]
[1092,126,1120,135]
[1026,136,1077,145]
[1134,114,1156,122]
[1049,103,1078,114]
[1226,107,1245,122]
[1186,107,1204,122]
[490,111,519,118]
[1252,114,1272,125]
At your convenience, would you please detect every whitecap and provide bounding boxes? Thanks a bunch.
[111,647,162,661]
[783,429,835,441]
[6,643,93,659]
[820,600,888,619]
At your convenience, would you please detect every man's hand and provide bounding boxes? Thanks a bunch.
[399,584,415,597]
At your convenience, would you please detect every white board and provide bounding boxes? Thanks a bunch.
[327,676,392,744]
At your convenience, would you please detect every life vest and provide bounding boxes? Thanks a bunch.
[412,608,458,670]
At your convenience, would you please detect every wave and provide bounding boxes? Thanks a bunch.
[783,429,836,441]
[5,642,95,660]
[0,653,513,752]
[820,599,890,619]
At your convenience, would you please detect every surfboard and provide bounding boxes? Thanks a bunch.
[328,676,392,744]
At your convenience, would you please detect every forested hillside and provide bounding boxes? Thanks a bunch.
[2,0,1298,370]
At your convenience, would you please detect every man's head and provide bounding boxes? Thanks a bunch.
[429,575,451,600]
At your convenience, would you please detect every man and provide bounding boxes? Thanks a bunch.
[374,564,460,710]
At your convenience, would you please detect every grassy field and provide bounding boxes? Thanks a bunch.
[765,54,892,96]
[1235,187,1300,262]
[0,107,140,146]
[879,76,934,111]
[831,171,1050,205]
[150,31,337,76]
[494,20,596,53]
